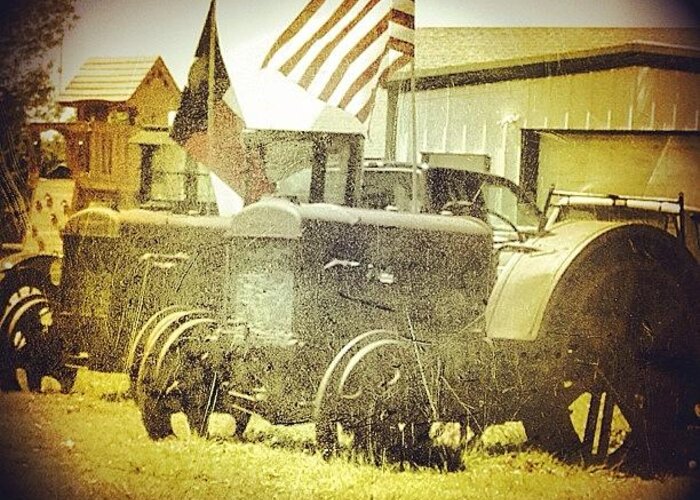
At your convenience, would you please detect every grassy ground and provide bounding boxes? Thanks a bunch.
[0,370,697,500]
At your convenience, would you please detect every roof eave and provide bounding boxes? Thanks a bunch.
[56,98,132,106]
[58,55,164,104]
[389,42,700,91]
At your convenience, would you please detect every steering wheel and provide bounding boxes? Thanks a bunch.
[441,200,487,220]
[442,199,474,214]
[486,208,526,242]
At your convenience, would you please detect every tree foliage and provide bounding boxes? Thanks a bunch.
[0,0,78,243]
[1,0,77,117]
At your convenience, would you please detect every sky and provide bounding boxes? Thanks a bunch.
[53,0,699,92]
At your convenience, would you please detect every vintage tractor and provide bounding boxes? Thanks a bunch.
[1,128,698,474]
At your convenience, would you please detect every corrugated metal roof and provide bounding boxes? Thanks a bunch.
[413,27,700,72]
[58,56,161,103]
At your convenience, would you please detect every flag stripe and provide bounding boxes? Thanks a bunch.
[298,0,382,88]
[389,7,414,30]
[261,0,326,68]
[313,6,413,96]
[333,17,413,109]
[387,36,414,57]
[378,52,411,84]
[337,50,385,109]
[318,15,390,101]
[324,28,388,106]
[339,46,409,111]
[263,0,414,123]
[279,0,361,75]
[344,46,399,115]
[355,84,380,122]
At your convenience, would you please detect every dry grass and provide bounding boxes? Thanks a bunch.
[0,369,697,499]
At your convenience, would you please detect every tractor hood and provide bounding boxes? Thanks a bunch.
[229,197,492,239]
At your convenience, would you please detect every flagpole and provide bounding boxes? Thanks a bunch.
[207,0,216,140]
[410,58,419,214]
[204,0,217,212]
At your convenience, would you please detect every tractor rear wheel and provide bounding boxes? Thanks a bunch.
[523,230,699,475]
[0,268,71,392]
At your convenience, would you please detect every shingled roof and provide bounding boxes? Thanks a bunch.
[388,27,700,89]
[58,56,169,104]
[413,27,700,72]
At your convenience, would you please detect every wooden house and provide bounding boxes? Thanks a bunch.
[29,56,181,210]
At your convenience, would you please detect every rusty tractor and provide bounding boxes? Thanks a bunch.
[1,128,698,474]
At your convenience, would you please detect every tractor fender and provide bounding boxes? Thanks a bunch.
[313,329,397,420]
[135,308,208,391]
[485,220,697,341]
[0,252,63,317]
[0,252,62,290]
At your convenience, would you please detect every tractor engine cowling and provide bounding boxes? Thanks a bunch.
[228,197,494,345]
[59,207,232,373]
[217,197,494,424]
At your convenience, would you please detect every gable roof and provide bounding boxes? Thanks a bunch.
[58,56,176,104]
[391,28,700,88]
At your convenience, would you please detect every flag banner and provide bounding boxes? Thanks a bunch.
[262,0,414,123]
[171,0,272,204]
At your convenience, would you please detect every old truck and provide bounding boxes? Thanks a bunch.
[1,127,698,474]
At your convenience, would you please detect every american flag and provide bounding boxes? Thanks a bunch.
[262,0,414,123]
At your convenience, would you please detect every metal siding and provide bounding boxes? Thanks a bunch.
[388,66,700,187]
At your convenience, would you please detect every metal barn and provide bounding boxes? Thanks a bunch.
[370,28,700,215]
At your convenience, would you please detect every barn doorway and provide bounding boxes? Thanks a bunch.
[520,130,700,209]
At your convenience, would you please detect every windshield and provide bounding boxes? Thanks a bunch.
[250,132,356,204]
[482,183,540,230]
[360,164,541,238]
[138,143,217,214]
[263,139,314,201]
[360,167,423,211]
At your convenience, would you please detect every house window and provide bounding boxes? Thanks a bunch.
[139,143,216,212]
[100,136,112,174]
